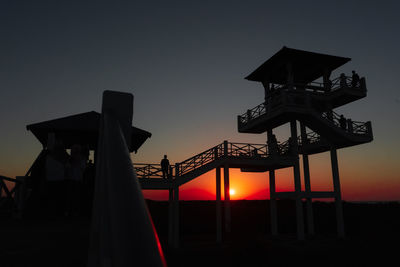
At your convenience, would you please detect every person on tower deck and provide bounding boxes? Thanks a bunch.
[287,137,294,155]
[339,115,347,130]
[252,148,260,158]
[269,134,280,156]
[351,70,360,87]
[340,73,347,88]
[161,155,170,179]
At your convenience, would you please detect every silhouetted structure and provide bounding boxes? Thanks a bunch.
[0,47,374,252]
[239,46,373,239]
[4,111,152,218]
[134,47,373,246]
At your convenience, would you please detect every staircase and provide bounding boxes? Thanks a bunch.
[136,141,296,189]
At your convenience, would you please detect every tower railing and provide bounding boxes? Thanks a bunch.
[238,74,367,127]
[226,142,269,158]
[273,75,366,93]
[238,89,371,138]
[297,130,323,146]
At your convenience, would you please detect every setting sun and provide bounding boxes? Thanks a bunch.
[230,189,236,195]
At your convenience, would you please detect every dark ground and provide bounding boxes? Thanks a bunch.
[1,200,400,266]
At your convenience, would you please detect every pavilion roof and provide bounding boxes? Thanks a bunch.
[26,111,151,153]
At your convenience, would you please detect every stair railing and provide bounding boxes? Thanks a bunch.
[177,143,224,177]
[134,164,176,179]
[321,110,371,136]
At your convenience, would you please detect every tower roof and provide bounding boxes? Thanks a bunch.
[245,47,351,84]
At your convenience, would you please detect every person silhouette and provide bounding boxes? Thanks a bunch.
[252,148,260,157]
[340,73,347,88]
[339,115,347,130]
[351,70,360,87]
[160,155,170,179]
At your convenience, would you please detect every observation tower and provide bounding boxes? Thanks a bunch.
[238,47,373,239]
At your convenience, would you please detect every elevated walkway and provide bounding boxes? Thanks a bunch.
[137,141,296,190]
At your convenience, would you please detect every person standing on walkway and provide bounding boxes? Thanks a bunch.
[161,155,170,179]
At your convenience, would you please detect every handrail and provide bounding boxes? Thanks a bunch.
[297,130,323,146]
[227,142,269,158]
[134,163,175,179]
[273,75,364,93]
[238,85,371,138]
[320,110,370,135]
[238,74,366,126]
[178,143,224,177]
[137,140,296,180]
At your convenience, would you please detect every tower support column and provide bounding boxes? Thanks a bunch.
[216,167,222,243]
[173,186,180,248]
[267,129,278,236]
[269,170,278,236]
[168,186,174,246]
[290,120,305,240]
[330,148,345,238]
[300,123,315,235]
[223,164,231,233]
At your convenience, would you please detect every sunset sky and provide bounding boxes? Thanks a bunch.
[1,1,399,201]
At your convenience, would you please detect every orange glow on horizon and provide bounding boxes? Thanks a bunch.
[141,163,400,202]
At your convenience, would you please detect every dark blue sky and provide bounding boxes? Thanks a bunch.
[1,1,399,199]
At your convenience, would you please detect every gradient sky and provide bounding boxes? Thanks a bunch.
[1,0,399,201]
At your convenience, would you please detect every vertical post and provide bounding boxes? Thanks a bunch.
[290,120,305,240]
[267,130,278,236]
[173,186,180,248]
[216,167,222,243]
[168,186,174,246]
[300,123,314,235]
[223,164,231,233]
[223,140,228,157]
[269,170,278,236]
[330,148,345,238]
